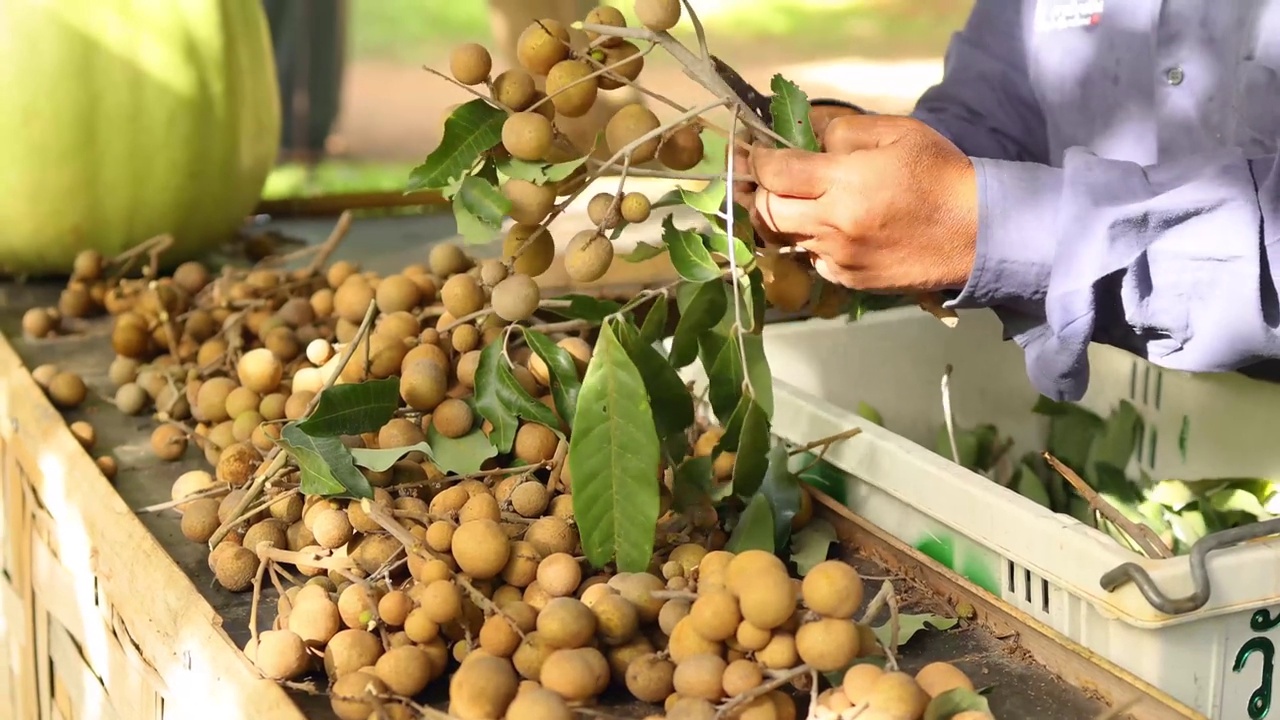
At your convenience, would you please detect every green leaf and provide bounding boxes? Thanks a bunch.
[451,190,498,244]
[295,378,402,437]
[350,442,433,472]
[790,517,837,576]
[857,401,884,427]
[873,613,959,649]
[407,99,506,190]
[740,266,766,333]
[661,216,721,282]
[1168,508,1209,548]
[473,342,521,453]
[1148,480,1196,511]
[672,456,713,513]
[794,455,849,506]
[567,321,662,571]
[1046,405,1105,472]
[705,231,755,270]
[1209,487,1271,519]
[718,394,751,450]
[924,688,992,720]
[760,445,802,549]
[523,328,582,430]
[453,174,511,241]
[726,493,776,553]
[617,323,695,439]
[546,294,623,322]
[655,180,726,213]
[278,423,374,499]
[495,156,587,184]
[768,75,820,151]
[638,296,670,345]
[1014,464,1052,509]
[739,332,774,417]
[1087,400,1140,475]
[669,281,727,368]
[732,400,771,497]
[426,425,498,474]
[706,335,744,422]
[622,242,668,263]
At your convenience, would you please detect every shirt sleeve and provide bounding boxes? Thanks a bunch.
[908,0,1048,164]
[950,148,1280,403]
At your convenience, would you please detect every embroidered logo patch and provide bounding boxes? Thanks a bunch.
[1034,0,1105,32]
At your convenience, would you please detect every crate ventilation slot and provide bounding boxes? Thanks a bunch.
[1005,559,1052,615]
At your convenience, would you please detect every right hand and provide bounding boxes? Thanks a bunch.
[729,103,866,243]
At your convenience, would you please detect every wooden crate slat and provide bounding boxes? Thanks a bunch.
[47,619,123,720]
[0,577,24,720]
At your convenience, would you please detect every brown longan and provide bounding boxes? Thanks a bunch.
[374,274,422,314]
[587,193,622,229]
[659,123,706,170]
[516,18,571,75]
[441,273,485,318]
[564,230,615,283]
[47,371,87,409]
[514,423,559,464]
[330,670,387,720]
[150,423,188,461]
[400,358,448,411]
[213,545,259,592]
[451,519,512,580]
[374,645,434,696]
[509,481,550,518]
[503,224,555,277]
[605,104,662,164]
[915,661,975,698]
[764,253,814,313]
[636,0,682,31]
[620,192,651,223]
[493,68,537,111]
[254,629,310,681]
[584,5,627,46]
[796,618,860,671]
[598,41,644,88]
[591,592,640,645]
[451,653,519,719]
[506,686,572,720]
[22,307,56,338]
[502,112,554,161]
[502,179,556,225]
[545,59,598,118]
[674,653,728,701]
[491,273,541,322]
[115,383,149,415]
[323,628,383,679]
[537,553,582,598]
[333,275,375,324]
[802,560,864,619]
[450,42,492,85]
[690,589,741,642]
[867,671,931,719]
[429,242,471,277]
[180,498,221,543]
[432,398,474,438]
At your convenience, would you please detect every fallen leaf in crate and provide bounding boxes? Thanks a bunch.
[790,518,837,576]
[350,442,433,472]
[873,613,960,649]
[425,426,497,475]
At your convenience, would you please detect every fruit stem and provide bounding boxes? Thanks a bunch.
[715,662,811,719]
[421,65,514,114]
[137,483,230,513]
[527,43,657,113]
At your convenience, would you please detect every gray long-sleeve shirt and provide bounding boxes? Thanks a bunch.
[909,1,1280,401]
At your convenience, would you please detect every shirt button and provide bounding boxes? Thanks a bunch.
[1165,66,1185,85]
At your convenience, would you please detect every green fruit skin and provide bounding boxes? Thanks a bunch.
[0,0,282,276]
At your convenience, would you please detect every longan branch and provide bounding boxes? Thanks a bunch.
[680,0,711,60]
[422,65,514,113]
[138,483,230,513]
[787,427,864,457]
[715,663,811,719]
[1045,453,1173,559]
[303,210,353,277]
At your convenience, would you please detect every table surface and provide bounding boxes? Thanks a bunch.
[0,209,1119,719]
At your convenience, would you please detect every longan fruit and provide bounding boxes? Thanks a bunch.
[587,193,621,229]
[591,592,640,645]
[658,598,691,636]
[333,276,376,324]
[22,307,56,338]
[625,653,675,702]
[216,442,262,487]
[763,254,814,313]
[459,492,502,523]
[400,358,448,411]
[311,508,354,550]
[915,661,975,698]
[503,224,555,277]
[605,104,662,164]
[598,40,644,88]
[523,516,578,557]
[330,671,387,720]
[289,593,342,646]
[608,572,666,623]
[722,658,764,697]
[479,608,529,658]
[620,192,652,223]
[491,273,541,322]
[111,319,150,359]
[450,42,492,85]
[564,230,615,283]
[796,618,859,671]
[867,671,931,719]
[667,616,721,664]
[478,258,509,288]
[502,112,554,161]
[514,422,558,464]
[171,470,216,513]
[431,398,474,438]
[324,628,384,679]
[47,371,87,409]
[95,455,118,481]
[537,553,582,598]
[690,589,741,642]
[213,545,259,592]
[350,533,402,575]
[493,68,537,110]
[374,274,422,314]
[150,424,188,461]
[374,645,433,696]
[429,242,471,277]
[224,386,261,419]
[506,686,572,720]
[536,596,597,649]
[441,274,483,320]
[516,18,571,75]
[502,179,556,225]
[539,647,609,701]
[584,5,627,46]
[376,590,414,629]
[636,0,682,31]
[115,383,149,415]
[107,355,138,386]
[451,519,511,580]
[449,653,519,719]
[545,59,598,118]
[842,663,885,704]
[802,560,864,619]
[180,498,221,543]
[674,653,727,701]
[255,630,309,681]
[659,123,705,170]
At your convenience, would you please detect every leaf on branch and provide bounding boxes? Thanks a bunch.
[759,445,802,549]
[523,328,582,429]
[706,336,744,422]
[567,321,662,572]
[546,294,624,322]
[924,688,993,720]
[768,75,820,151]
[655,180,726,213]
[732,400,771,497]
[790,517,838,576]
[350,442,434,472]
[669,280,727,368]
[638,296,670,346]
[726,493,776,553]
[407,99,506,190]
[453,174,511,242]
[295,378,402,437]
[739,332,774,416]
[496,156,588,185]
[617,322,694,440]
[661,216,722,283]
[452,191,500,244]
[278,423,374,499]
[672,455,713,513]
[473,342,521,453]
[426,425,498,474]
[718,393,752,451]
[873,613,960,649]
[705,231,756,270]
[622,242,668,263]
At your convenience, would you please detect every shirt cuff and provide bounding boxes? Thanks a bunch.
[945,158,1064,310]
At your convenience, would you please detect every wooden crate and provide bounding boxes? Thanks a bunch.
[0,331,304,720]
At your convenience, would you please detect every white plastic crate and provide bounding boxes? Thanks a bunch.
[681,307,1280,720]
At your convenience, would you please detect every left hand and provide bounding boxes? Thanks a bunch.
[749,114,979,294]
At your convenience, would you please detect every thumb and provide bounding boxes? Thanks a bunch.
[823,114,910,154]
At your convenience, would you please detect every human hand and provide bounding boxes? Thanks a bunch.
[750,113,978,294]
